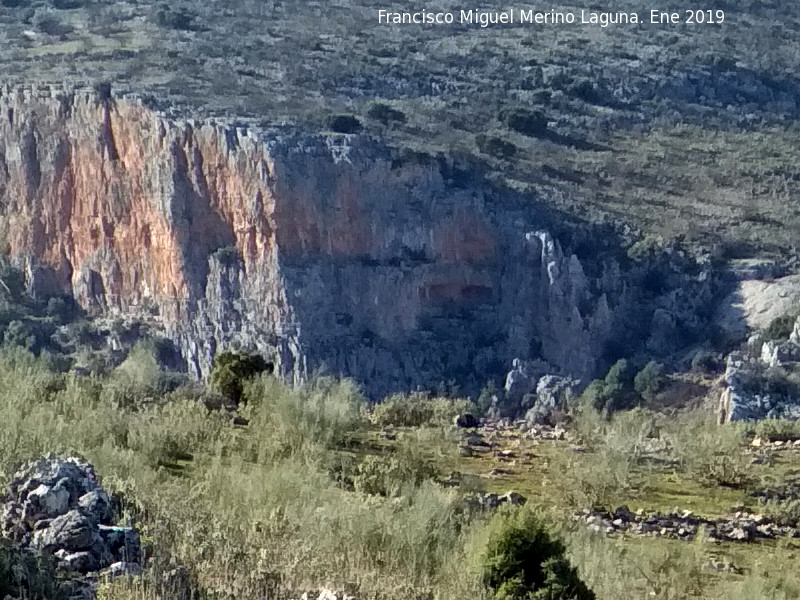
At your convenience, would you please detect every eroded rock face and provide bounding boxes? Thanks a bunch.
[0,86,711,396]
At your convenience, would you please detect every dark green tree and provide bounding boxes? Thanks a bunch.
[209,350,273,405]
[634,361,666,401]
[481,508,595,600]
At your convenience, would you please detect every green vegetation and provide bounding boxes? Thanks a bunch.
[764,315,798,341]
[0,542,64,600]
[2,344,800,599]
[634,361,667,402]
[367,392,473,428]
[208,350,272,405]
[476,508,594,600]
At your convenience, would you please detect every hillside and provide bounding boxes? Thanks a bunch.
[2,0,800,255]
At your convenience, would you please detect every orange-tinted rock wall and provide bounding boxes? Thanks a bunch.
[0,87,616,396]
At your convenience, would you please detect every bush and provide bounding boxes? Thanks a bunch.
[690,350,721,373]
[3,319,36,351]
[369,393,472,428]
[754,418,800,441]
[326,114,362,134]
[366,102,407,125]
[580,360,637,412]
[476,507,594,600]
[476,134,517,159]
[667,412,750,488]
[209,350,273,405]
[763,314,797,341]
[633,361,666,401]
[353,450,437,497]
[101,343,186,410]
[0,543,64,600]
[765,498,800,526]
[553,405,652,508]
[499,108,548,137]
[242,376,363,456]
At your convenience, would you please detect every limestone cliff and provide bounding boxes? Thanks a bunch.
[0,86,699,396]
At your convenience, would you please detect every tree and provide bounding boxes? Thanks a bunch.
[479,507,595,600]
[209,351,273,405]
[634,361,666,402]
[3,320,36,351]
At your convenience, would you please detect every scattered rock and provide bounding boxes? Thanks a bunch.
[575,507,793,543]
[463,491,527,512]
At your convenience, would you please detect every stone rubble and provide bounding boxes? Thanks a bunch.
[463,491,528,511]
[1,456,143,598]
[574,505,800,543]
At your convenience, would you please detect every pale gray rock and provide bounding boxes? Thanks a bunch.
[761,340,800,367]
[525,374,579,425]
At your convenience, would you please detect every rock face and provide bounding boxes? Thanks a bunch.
[1,455,142,594]
[719,348,800,423]
[0,86,712,396]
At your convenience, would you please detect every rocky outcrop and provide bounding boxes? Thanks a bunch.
[1,456,142,598]
[0,86,714,396]
[719,340,800,423]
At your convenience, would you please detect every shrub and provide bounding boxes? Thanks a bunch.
[765,498,800,526]
[3,320,36,351]
[242,376,363,456]
[690,349,721,373]
[209,350,273,405]
[0,543,64,600]
[366,102,407,125]
[754,418,800,441]
[353,450,437,497]
[326,114,362,134]
[567,78,600,104]
[369,393,472,428]
[605,359,632,389]
[580,360,637,413]
[667,412,750,488]
[763,314,797,341]
[476,134,517,159]
[553,405,652,508]
[633,361,666,401]
[499,108,548,137]
[476,507,594,600]
[101,343,186,410]
[45,296,69,322]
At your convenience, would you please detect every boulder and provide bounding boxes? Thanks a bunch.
[25,481,70,522]
[59,551,100,573]
[33,510,93,552]
[102,561,143,580]
[78,490,112,525]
